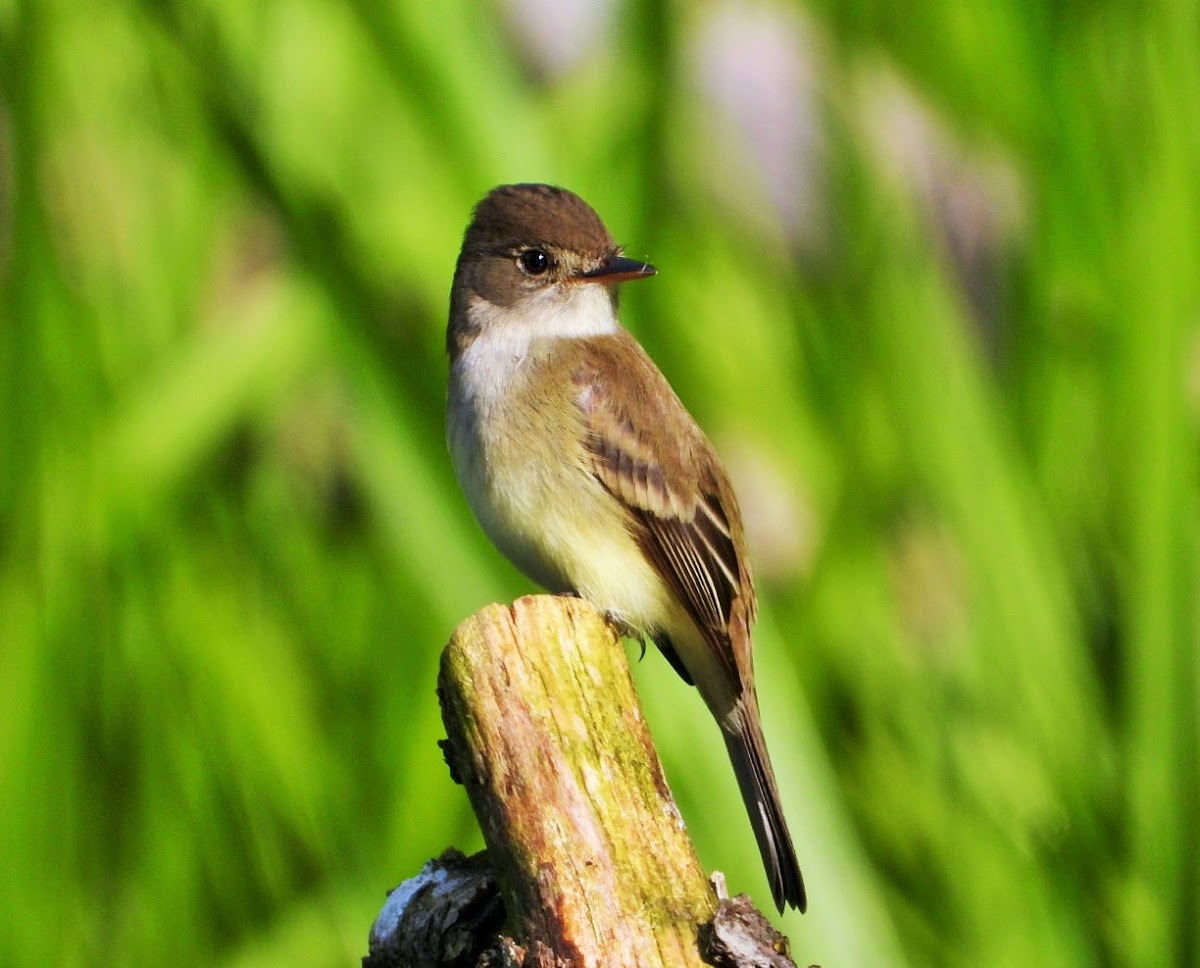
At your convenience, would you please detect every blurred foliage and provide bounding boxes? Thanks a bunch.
[1,0,1198,965]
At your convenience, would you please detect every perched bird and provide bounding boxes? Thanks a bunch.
[446,183,806,913]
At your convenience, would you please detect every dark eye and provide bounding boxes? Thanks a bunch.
[519,248,551,275]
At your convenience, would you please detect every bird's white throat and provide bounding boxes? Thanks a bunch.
[467,284,617,353]
[452,284,618,409]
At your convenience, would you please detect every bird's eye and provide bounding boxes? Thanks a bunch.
[519,248,551,275]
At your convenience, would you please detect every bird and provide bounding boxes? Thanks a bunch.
[445,183,805,913]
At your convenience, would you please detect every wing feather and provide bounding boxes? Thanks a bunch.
[572,334,754,685]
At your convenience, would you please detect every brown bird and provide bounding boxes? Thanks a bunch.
[446,183,806,913]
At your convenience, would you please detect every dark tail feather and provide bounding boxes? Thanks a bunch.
[723,705,807,913]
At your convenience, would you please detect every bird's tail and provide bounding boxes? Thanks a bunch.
[723,698,807,913]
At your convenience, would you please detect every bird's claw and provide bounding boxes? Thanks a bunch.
[602,611,648,659]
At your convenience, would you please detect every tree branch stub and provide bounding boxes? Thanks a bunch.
[438,595,718,965]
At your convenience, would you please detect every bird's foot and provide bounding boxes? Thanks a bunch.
[602,612,648,659]
[553,594,647,658]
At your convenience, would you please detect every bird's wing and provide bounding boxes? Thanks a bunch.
[572,333,755,685]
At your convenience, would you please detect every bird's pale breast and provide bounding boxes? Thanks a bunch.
[448,333,675,634]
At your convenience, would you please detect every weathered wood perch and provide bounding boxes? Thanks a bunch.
[364,595,797,968]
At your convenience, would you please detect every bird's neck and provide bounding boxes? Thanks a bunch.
[453,285,619,362]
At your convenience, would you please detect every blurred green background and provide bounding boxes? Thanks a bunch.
[2,0,1198,965]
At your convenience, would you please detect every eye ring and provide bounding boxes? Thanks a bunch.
[518,248,552,275]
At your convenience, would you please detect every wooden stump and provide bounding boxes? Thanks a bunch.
[365,595,797,968]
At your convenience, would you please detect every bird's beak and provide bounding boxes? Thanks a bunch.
[579,255,657,284]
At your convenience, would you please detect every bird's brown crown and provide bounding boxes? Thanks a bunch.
[463,184,615,259]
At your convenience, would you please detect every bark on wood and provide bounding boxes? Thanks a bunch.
[365,595,798,968]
